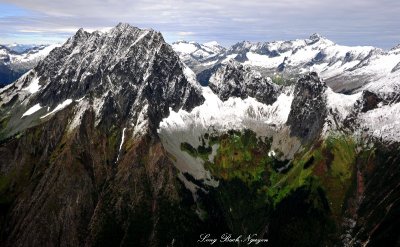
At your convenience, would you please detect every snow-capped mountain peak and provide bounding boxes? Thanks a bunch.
[0,23,204,139]
[173,34,400,95]
[309,33,323,40]
[203,41,220,47]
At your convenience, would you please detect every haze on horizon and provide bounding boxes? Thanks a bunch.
[0,0,399,49]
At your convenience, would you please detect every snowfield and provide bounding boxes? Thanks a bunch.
[359,102,400,142]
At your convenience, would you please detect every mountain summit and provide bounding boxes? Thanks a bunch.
[1,23,204,138]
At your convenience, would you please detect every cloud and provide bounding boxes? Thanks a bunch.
[177,31,195,36]
[0,0,399,48]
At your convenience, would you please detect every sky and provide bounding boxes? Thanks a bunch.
[0,0,399,49]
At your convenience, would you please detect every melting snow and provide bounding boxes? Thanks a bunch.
[23,76,41,94]
[40,99,73,119]
[203,41,220,47]
[21,103,42,118]
[244,51,288,68]
[172,42,198,54]
[116,127,127,162]
[222,54,238,63]
[360,102,400,142]
[159,86,293,136]
[326,87,361,120]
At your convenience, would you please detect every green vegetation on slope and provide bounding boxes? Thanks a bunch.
[180,130,360,240]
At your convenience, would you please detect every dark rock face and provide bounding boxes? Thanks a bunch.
[344,142,400,247]
[358,91,383,113]
[287,72,327,143]
[208,60,279,105]
[391,62,400,73]
[0,108,204,247]
[195,63,222,86]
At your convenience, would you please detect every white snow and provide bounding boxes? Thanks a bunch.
[347,50,400,94]
[364,76,400,95]
[23,76,41,94]
[183,65,199,86]
[172,42,198,54]
[359,102,400,142]
[116,127,127,162]
[132,30,150,46]
[221,54,238,63]
[10,44,60,63]
[201,60,218,66]
[21,103,42,118]
[40,99,73,119]
[268,150,276,157]
[244,52,286,67]
[159,86,293,136]
[326,87,361,120]
[203,41,220,47]
[202,41,224,53]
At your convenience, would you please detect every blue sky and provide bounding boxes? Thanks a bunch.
[0,0,399,48]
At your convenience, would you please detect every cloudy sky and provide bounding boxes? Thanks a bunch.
[0,0,399,48]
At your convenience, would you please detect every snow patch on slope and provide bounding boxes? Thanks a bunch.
[116,127,127,163]
[23,76,41,94]
[41,99,73,119]
[244,51,288,67]
[21,103,42,118]
[359,102,400,142]
[172,42,198,54]
[160,86,293,134]
[326,87,361,120]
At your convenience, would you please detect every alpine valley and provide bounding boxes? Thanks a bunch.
[0,23,399,247]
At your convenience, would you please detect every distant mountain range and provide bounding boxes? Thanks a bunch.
[0,44,59,87]
[0,24,399,246]
[172,34,400,95]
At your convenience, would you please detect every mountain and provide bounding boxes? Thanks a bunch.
[208,60,279,104]
[159,68,400,246]
[1,24,400,246]
[171,40,226,77]
[173,34,400,95]
[0,44,59,87]
[5,44,39,53]
[0,23,205,246]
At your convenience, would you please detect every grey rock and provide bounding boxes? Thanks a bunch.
[287,72,327,144]
[208,60,279,105]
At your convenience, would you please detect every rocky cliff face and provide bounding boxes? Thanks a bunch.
[208,60,279,104]
[287,72,327,143]
[0,23,204,139]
